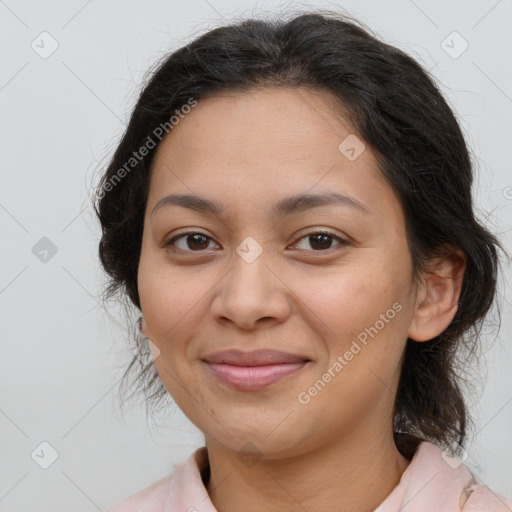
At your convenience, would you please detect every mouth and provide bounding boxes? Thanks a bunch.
[202,349,312,391]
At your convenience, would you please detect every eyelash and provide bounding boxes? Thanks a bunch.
[164,230,348,254]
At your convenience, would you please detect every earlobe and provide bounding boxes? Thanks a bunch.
[408,249,466,342]
[138,316,149,338]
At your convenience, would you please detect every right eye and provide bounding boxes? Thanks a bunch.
[164,231,220,253]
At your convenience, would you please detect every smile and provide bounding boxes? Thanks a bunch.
[204,361,309,391]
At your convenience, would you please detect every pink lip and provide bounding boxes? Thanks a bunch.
[202,349,311,391]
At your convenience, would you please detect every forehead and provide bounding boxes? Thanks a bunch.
[152,87,360,166]
[147,87,400,221]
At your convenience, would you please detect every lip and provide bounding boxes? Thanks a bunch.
[203,348,310,366]
[202,349,311,391]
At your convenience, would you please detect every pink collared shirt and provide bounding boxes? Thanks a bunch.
[108,442,512,511]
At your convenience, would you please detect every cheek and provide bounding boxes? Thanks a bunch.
[138,258,204,344]
[299,264,395,336]
[299,256,411,369]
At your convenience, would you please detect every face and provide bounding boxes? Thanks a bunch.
[137,87,420,458]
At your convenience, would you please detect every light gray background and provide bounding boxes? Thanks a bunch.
[1,0,511,510]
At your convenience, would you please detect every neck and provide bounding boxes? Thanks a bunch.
[205,426,411,512]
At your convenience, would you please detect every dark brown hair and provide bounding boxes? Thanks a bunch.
[94,8,505,459]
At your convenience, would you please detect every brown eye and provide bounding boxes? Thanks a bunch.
[293,231,346,251]
[165,232,219,252]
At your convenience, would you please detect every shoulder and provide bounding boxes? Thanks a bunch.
[461,482,512,511]
[376,441,512,512]
[107,446,212,512]
[108,474,174,512]
[416,442,512,511]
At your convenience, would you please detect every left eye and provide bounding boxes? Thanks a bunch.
[165,231,346,252]
[292,231,346,251]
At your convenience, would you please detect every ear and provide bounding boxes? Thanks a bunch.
[138,316,149,338]
[408,248,466,342]
[137,316,161,361]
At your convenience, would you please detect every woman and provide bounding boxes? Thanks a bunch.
[96,9,512,511]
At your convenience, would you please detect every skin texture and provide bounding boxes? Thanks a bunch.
[137,87,466,511]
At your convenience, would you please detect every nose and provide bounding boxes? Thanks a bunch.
[210,247,291,331]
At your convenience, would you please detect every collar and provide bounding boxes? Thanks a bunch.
[110,441,512,511]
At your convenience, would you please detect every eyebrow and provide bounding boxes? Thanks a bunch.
[151,191,371,219]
